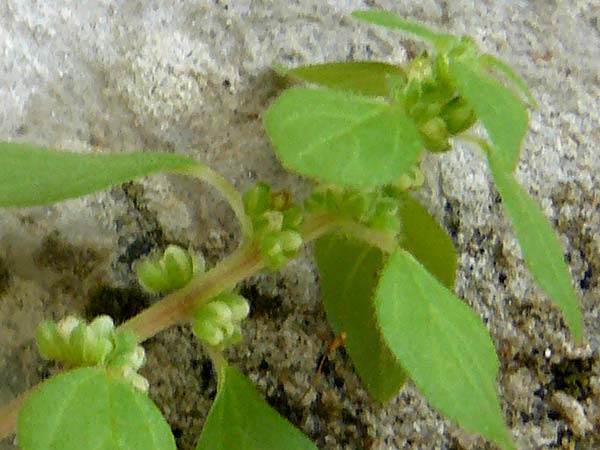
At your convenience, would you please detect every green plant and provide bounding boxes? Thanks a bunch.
[0,10,584,450]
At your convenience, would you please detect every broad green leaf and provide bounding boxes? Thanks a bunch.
[375,249,514,450]
[397,193,457,289]
[314,234,407,402]
[449,60,528,172]
[0,141,195,207]
[195,365,317,450]
[352,10,456,49]
[479,54,537,108]
[17,367,176,450]
[264,87,423,189]
[487,154,583,341]
[284,62,405,97]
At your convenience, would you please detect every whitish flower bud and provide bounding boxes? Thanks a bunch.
[57,316,82,342]
[129,346,146,371]
[89,315,115,340]
[68,323,94,365]
[419,117,450,153]
[255,211,284,234]
[128,373,150,393]
[220,294,250,322]
[162,245,194,289]
[193,319,225,347]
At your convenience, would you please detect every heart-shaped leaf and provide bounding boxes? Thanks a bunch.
[375,249,514,450]
[487,154,583,341]
[195,365,317,450]
[0,141,195,207]
[17,367,176,450]
[264,87,423,189]
[314,234,407,402]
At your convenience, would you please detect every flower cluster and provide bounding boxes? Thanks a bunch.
[37,315,149,392]
[399,52,476,153]
[304,186,401,237]
[136,245,205,294]
[243,183,303,270]
[192,293,250,348]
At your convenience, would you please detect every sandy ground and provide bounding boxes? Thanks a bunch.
[1,1,599,449]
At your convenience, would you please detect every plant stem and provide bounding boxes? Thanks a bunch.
[0,210,396,440]
[173,163,253,241]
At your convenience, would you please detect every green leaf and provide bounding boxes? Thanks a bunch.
[397,193,457,289]
[264,87,423,189]
[195,365,317,450]
[479,54,537,108]
[0,141,195,207]
[449,60,528,172]
[487,154,583,341]
[352,10,456,49]
[375,249,514,450]
[314,234,407,402]
[284,61,405,97]
[17,367,175,450]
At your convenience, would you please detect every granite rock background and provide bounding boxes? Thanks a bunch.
[1,1,599,449]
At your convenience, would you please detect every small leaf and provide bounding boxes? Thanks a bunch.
[397,193,457,289]
[375,249,514,450]
[17,367,175,450]
[352,10,456,49]
[264,87,423,188]
[487,154,583,341]
[195,365,317,450]
[285,61,405,97]
[314,234,407,402]
[0,141,195,207]
[449,60,528,172]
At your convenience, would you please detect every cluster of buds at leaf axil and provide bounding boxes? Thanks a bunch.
[243,182,303,270]
[398,53,476,153]
[304,186,401,237]
[136,245,205,294]
[192,292,250,348]
[37,315,149,392]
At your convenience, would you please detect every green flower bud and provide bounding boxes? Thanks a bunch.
[195,301,233,327]
[419,117,450,153]
[282,205,303,230]
[162,245,194,290]
[136,260,169,293]
[279,230,303,255]
[226,324,243,345]
[219,293,250,322]
[68,323,94,365]
[243,182,271,217]
[107,331,138,368]
[339,192,369,221]
[36,321,63,361]
[192,319,225,347]
[440,96,476,135]
[368,213,401,234]
[129,346,146,371]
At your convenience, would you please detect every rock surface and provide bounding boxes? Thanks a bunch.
[1,1,599,449]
